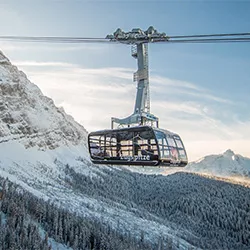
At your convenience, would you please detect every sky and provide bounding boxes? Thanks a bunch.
[0,0,250,161]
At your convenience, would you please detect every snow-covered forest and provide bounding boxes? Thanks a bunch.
[0,176,158,250]
[65,166,250,250]
[1,167,250,250]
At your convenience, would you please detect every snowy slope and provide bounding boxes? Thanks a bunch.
[186,149,250,177]
[0,50,88,150]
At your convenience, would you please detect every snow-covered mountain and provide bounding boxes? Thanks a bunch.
[186,149,250,178]
[1,50,250,250]
[0,50,88,150]
[0,50,94,183]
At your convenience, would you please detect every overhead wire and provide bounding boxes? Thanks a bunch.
[166,37,250,44]
[0,36,111,43]
[169,32,250,39]
[0,32,249,44]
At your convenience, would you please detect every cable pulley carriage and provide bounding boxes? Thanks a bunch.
[88,27,188,167]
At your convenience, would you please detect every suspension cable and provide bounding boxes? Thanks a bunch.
[0,32,249,44]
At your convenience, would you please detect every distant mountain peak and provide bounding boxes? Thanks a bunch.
[223,149,235,157]
[187,150,250,178]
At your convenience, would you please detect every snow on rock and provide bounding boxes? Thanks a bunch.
[223,149,235,158]
[0,50,88,150]
[186,149,250,177]
[0,49,98,200]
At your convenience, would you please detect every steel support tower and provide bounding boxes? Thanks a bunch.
[106,27,168,129]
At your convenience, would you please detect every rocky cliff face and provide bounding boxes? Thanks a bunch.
[0,50,88,150]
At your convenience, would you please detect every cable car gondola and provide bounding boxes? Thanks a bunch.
[88,27,188,167]
[88,126,187,166]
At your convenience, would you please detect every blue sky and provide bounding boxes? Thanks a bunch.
[0,0,250,160]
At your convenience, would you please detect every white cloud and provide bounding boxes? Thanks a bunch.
[151,75,201,91]
[14,61,250,161]
[151,75,232,104]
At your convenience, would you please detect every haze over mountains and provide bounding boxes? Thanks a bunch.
[0,50,250,250]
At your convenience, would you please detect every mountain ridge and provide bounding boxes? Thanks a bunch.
[0,50,87,151]
[186,149,250,178]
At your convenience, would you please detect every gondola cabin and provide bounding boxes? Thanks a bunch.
[88,126,188,167]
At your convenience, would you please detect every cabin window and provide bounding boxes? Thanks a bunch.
[175,138,184,149]
[89,128,159,161]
